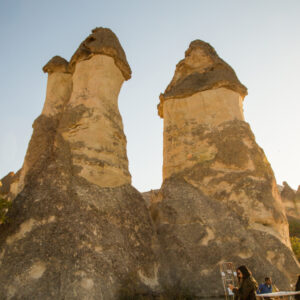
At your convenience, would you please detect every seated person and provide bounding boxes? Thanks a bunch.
[257,277,279,294]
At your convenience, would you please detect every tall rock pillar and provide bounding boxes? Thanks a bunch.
[10,56,72,197]
[59,27,132,187]
[152,40,299,297]
[158,40,247,180]
[0,28,158,300]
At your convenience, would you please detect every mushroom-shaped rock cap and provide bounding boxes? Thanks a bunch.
[43,56,69,74]
[158,40,247,117]
[69,27,132,80]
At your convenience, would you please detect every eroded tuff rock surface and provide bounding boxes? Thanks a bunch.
[0,28,158,300]
[152,40,300,297]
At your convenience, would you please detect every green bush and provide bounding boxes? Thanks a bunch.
[289,217,300,238]
[291,236,300,262]
[0,195,12,224]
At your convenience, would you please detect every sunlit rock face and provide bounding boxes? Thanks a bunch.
[153,40,300,297]
[161,87,245,179]
[60,56,130,187]
[0,28,158,300]
[60,27,132,188]
[158,40,247,180]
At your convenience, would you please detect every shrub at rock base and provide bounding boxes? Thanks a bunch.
[0,195,11,224]
[291,236,300,262]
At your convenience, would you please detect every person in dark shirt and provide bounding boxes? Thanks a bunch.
[228,265,258,300]
[257,277,278,294]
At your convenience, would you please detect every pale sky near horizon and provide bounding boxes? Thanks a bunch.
[0,0,299,192]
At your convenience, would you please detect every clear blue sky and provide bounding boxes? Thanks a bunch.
[0,0,299,192]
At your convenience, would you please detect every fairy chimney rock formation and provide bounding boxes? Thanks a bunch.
[41,56,72,116]
[60,27,132,187]
[153,40,299,296]
[1,33,299,300]
[9,56,73,198]
[157,40,288,244]
[0,28,158,300]
[158,40,247,180]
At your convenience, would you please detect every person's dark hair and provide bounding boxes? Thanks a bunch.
[265,277,270,281]
[237,265,252,279]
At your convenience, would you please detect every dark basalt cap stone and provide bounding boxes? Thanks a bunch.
[158,40,247,118]
[69,27,132,80]
[42,56,70,74]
